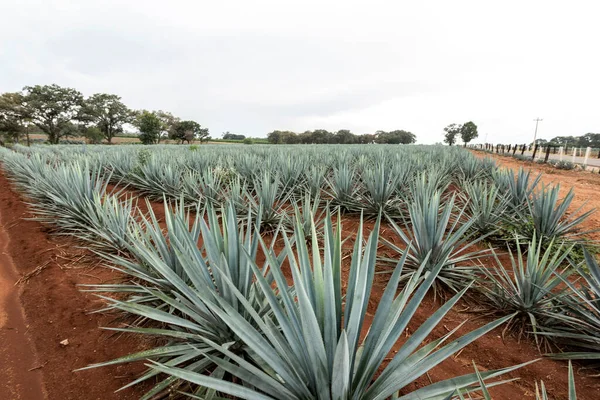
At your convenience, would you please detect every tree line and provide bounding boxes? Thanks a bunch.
[0,84,209,145]
[266,129,417,144]
[535,133,600,148]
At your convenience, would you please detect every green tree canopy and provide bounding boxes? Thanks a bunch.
[170,120,209,144]
[375,130,416,144]
[0,92,31,144]
[81,93,132,143]
[134,110,162,144]
[333,129,357,144]
[460,121,478,147]
[23,84,84,144]
[443,123,461,146]
[156,110,180,143]
[222,131,246,140]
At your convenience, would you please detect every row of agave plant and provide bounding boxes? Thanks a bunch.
[0,144,594,399]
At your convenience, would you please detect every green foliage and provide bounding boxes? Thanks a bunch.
[222,131,246,140]
[242,137,254,145]
[135,110,162,144]
[443,123,461,146]
[545,248,600,359]
[462,180,509,237]
[0,92,30,144]
[170,120,209,143]
[80,93,131,143]
[460,121,478,146]
[550,133,600,148]
[267,129,417,144]
[529,185,595,241]
[383,190,490,294]
[375,129,416,144]
[148,211,526,399]
[23,84,84,144]
[479,235,576,347]
[82,126,104,144]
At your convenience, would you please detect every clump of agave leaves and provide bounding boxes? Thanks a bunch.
[477,235,580,349]
[80,200,288,399]
[65,200,531,400]
[461,180,510,238]
[492,167,541,215]
[145,210,529,399]
[544,248,600,360]
[382,189,490,296]
[528,185,595,243]
[2,154,134,252]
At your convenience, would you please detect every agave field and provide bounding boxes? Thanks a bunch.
[0,143,598,399]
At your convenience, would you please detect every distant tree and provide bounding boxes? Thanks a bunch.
[460,121,478,147]
[81,93,132,143]
[443,123,461,146]
[243,137,254,145]
[170,120,209,144]
[334,129,357,144]
[376,130,416,144]
[82,126,104,144]
[155,110,179,143]
[310,129,334,144]
[134,110,162,144]
[222,131,246,140]
[267,130,284,144]
[23,84,84,144]
[357,133,376,144]
[0,92,31,145]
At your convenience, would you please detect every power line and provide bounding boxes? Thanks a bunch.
[532,118,543,144]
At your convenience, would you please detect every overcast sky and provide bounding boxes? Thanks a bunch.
[1,0,598,143]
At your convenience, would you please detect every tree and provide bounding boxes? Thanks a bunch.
[134,110,162,144]
[0,92,31,145]
[357,133,376,144]
[443,124,461,146]
[222,132,246,140]
[23,84,84,144]
[170,120,209,144]
[460,121,478,147]
[155,110,179,143]
[81,93,132,143]
[376,130,416,144]
[333,129,357,144]
[82,126,104,144]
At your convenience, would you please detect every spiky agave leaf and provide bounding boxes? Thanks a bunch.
[325,164,361,213]
[492,167,541,213]
[360,162,402,218]
[382,191,490,295]
[478,235,580,348]
[529,185,595,242]
[545,248,600,359]
[462,180,509,237]
[149,211,529,399]
[80,200,286,398]
[535,361,577,400]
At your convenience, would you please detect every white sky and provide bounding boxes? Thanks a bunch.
[1,0,598,143]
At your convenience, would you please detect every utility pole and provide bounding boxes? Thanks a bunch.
[532,118,543,145]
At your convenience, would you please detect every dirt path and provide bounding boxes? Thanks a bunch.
[0,205,46,399]
[0,170,147,400]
